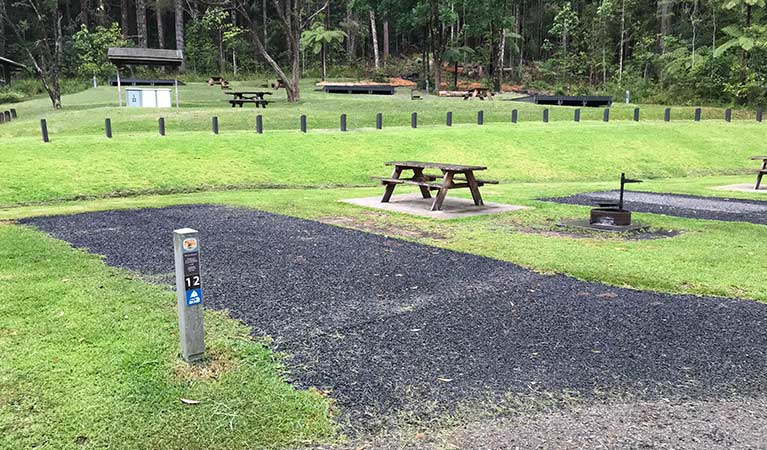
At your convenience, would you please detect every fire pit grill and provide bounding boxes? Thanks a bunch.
[559,173,648,232]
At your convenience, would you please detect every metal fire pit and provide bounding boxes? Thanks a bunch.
[560,173,648,232]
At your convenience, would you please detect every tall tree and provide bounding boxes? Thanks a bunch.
[121,0,130,39]
[136,0,148,47]
[235,0,327,101]
[174,0,185,69]
[3,0,64,108]
[156,0,165,48]
[370,8,380,69]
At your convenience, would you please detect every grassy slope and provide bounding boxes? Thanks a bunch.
[1,80,760,138]
[0,225,335,450]
[2,122,765,206]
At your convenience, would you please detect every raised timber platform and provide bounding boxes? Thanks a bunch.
[323,84,395,95]
[109,78,186,87]
[511,95,612,107]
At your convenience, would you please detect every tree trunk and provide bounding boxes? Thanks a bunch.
[80,0,89,28]
[658,0,671,54]
[370,9,380,69]
[156,0,165,48]
[429,0,444,90]
[0,0,6,57]
[121,0,129,38]
[174,0,185,70]
[262,0,267,50]
[383,19,389,61]
[136,0,148,47]
[618,0,625,83]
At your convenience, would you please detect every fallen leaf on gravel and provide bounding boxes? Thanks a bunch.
[591,349,602,353]
[597,292,618,299]
[180,398,200,405]
[437,377,453,382]
[415,433,426,439]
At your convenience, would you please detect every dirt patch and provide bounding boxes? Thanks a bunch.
[493,217,681,241]
[173,348,239,381]
[319,213,446,241]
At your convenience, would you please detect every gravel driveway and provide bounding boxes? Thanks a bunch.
[21,205,767,434]
[545,190,767,224]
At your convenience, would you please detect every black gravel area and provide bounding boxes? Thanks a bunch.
[545,190,767,225]
[20,205,767,430]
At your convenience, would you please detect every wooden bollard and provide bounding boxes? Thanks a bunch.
[695,108,701,122]
[477,110,484,125]
[376,113,382,129]
[411,112,417,128]
[105,118,112,138]
[40,119,49,142]
[603,108,610,122]
[340,113,347,131]
[664,108,671,122]
[574,109,580,122]
[543,109,549,123]
[446,111,452,127]
[10,108,16,119]
[725,108,732,122]
[0,113,4,124]
[158,117,166,136]
[300,115,307,133]
[256,115,263,134]
[757,109,763,123]
[633,107,640,122]
[3,111,9,122]
[511,109,518,123]
[212,116,219,134]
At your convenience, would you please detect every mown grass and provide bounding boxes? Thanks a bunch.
[0,225,336,450]
[2,122,765,206]
[1,80,761,139]
[3,80,767,449]
[4,176,766,304]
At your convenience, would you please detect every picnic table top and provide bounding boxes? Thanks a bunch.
[386,161,488,171]
[224,91,273,95]
[750,156,767,160]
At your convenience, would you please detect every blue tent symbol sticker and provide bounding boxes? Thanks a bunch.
[186,289,202,306]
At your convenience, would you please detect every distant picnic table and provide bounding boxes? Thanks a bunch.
[464,87,493,100]
[751,155,767,189]
[373,161,498,211]
[225,91,272,108]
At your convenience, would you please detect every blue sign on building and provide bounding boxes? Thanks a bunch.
[186,288,203,306]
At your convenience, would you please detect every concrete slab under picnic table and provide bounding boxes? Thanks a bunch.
[713,183,767,193]
[341,193,527,219]
[20,205,767,433]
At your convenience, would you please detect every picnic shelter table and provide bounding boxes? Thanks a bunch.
[751,155,767,189]
[374,161,498,211]
[226,91,272,108]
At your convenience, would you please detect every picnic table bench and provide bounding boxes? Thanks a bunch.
[373,161,498,211]
[752,156,767,189]
[225,91,272,108]
[463,87,493,100]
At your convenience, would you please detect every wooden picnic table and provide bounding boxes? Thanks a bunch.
[463,87,493,100]
[751,156,767,189]
[225,91,272,108]
[373,161,498,211]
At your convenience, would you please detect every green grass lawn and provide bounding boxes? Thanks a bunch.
[1,122,765,206]
[1,79,761,138]
[2,80,767,449]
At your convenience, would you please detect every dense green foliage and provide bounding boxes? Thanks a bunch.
[2,0,767,107]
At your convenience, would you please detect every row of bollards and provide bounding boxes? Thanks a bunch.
[36,107,765,142]
[0,108,17,125]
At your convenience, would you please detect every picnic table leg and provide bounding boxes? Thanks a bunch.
[431,171,455,211]
[413,168,432,199]
[382,167,403,203]
[465,171,484,206]
[757,160,767,189]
